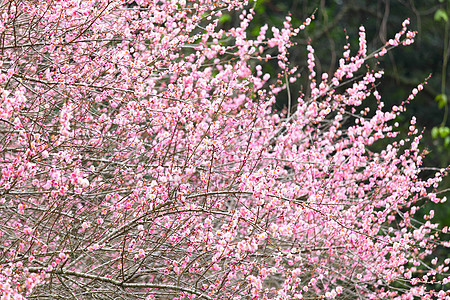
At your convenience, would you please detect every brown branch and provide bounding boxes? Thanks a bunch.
[28,267,212,299]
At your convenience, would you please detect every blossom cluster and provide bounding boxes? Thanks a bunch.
[0,0,448,299]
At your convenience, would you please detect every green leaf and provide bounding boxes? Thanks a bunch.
[432,126,439,139]
[219,14,231,23]
[251,25,262,38]
[445,136,450,147]
[435,94,448,109]
[434,9,449,23]
[439,126,450,138]
[254,0,266,13]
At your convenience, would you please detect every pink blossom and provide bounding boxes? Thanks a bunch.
[0,1,446,299]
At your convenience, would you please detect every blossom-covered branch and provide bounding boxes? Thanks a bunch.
[0,0,448,299]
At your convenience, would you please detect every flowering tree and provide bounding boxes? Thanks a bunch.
[0,0,449,299]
